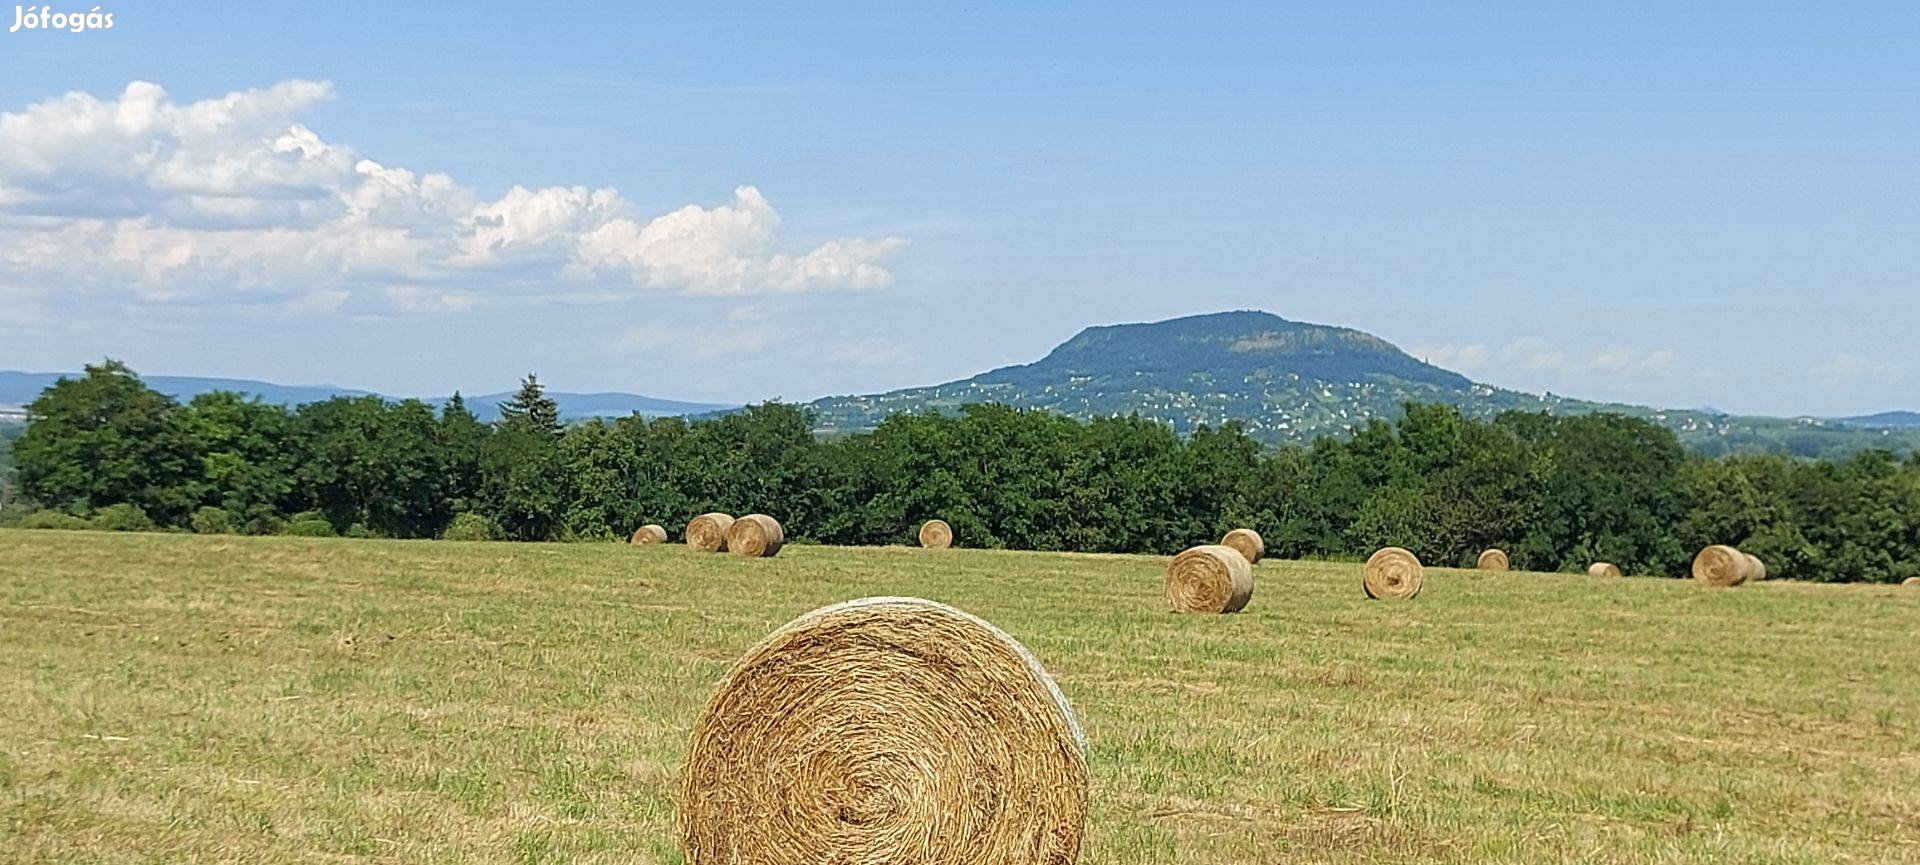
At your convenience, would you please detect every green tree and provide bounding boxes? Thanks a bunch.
[1517,413,1688,575]
[11,360,198,524]
[557,420,644,540]
[499,374,562,437]
[439,393,490,512]
[479,425,566,541]
[289,397,450,538]
[181,391,297,523]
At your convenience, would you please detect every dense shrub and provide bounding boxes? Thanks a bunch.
[441,512,495,541]
[90,503,156,532]
[236,505,285,536]
[20,509,90,530]
[285,518,337,537]
[190,506,236,535]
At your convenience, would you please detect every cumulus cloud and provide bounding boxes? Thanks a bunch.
[1591,345,1676,374]
[0,80,905,309]
[1815,352,1906,384]
[621,321,773,360]
[830,337,915,367]
[1487,338,1566,372]
[1414,343,1488,372]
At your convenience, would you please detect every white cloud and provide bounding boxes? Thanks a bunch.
[1414,343,1488,372]
[830,337,915,367]
[621,321,772,360]
[1815,352,1905,384]
[1591,345,1676,374]
[1501,338,1565,371]
[0,80,906,310]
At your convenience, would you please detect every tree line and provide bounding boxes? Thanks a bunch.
[5,361,1918,582]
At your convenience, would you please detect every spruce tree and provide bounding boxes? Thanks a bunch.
[498,374,561,436]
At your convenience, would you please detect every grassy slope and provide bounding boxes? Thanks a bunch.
[2,530,1916,864]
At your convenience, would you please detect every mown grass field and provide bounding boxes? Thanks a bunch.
[3,529,1917,864]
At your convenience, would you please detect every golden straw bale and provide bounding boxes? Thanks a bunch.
[727,514,785,558]
[1220,528,1264,565]
[679,597,1087,865]
[685,513,735,553]
[919,519,954,549]
[629,524,668,545]
[1164,545,1254,613]
[1477,548,1510,571]
[1364,547,1424,600]
[1587,562,1623,578]
[1692,545,1751,587]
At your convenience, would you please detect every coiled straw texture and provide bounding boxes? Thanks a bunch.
[727,514,786,558]
[1165,545,1254,613]
[1364,547,1424,600]
[685,513,735,553]
[679,597,1088,865]
[1692,545,1751,587]
[919,519,954,549]
[1220,528,1264,565]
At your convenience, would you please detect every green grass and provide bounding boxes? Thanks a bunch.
[2,529,1917,864]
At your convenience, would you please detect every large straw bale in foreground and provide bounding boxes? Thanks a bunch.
[629,524,668,545]
[1692,545,1752,587]
[1587,562,1623,578]
[1364,547,1424,599]
[727,513,785,558]
[1477,548,1510,571]
[1165,545,1254,613]
[685,513,735,553]
[919,518,954,549]
[679,597,1088,865]
[1903,577,1920,588]
[1220,528,1265,565]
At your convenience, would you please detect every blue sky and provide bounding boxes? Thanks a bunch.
[1,2,1914,415]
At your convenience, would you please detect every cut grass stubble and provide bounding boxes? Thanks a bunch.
[1,529,1917,864]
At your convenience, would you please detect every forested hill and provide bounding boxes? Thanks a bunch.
[804,310,1919,458]
[979,311,1469,391]
[0,372,730,423]
[7,311,1915,458]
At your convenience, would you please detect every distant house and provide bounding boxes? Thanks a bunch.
[0,404,28,423]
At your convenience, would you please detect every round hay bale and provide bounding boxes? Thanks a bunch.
[1692,544,1750,587]
[1363,547,1424,600]
[679,596,1087,865]
[1164,545,1254,614]
[1587,562,1623,578]
[1476,548,1510,571]
[629,524,668,545]
[1903,577,1920,588]
[1743,552,1768,581]
[685,513,735,553]
[919,518,954,549]
[1220,528,1265,565]
[727,514,785,558]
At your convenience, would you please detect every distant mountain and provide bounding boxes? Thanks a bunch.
[808,310,1589,441]
[452,390,732,422]
[5,313,1914,458]
[802,311,1920,458]
[0,372,380,409]
[0,371,732,423]
[1835,411,1920,429]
